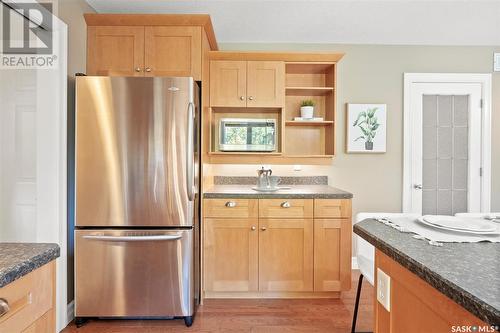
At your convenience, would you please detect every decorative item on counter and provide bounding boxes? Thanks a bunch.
[300,99,315,119]
[346,103,387,153]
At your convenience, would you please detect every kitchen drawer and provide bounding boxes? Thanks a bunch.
[0,262,54,333]
[204,199,258,218]
[259,199,313,219]
[314,199,351,218]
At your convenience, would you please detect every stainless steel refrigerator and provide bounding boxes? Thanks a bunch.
[74,76,200,327]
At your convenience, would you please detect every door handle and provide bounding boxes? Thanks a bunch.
[281,201,291,208]
[248,96,254,101]
[186,102,195,201]
[135,67,142,72]
[413,184,423,190]
[145,67,152,73]
[260,226,267,231]
[0,299,9,318]
[82,234,182,242]
[239,96,245,101]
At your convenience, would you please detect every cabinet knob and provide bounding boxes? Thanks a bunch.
[239,96,245,101]
[135,67,142,72]
[281,201,291,208]
[260,226,267,231]
[0,298,10,318]
[248,96,254,101]
[225,201,237,208]
[251,226,256,231]
[145,67,152,73]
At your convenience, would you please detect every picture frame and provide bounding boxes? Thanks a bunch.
[346,104,387,153]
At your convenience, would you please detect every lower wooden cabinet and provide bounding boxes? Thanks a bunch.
[203,198,352,297]
[314,219,352,291]
[259,219,313,292]
[0,261,56,332]
[204,218,258,292]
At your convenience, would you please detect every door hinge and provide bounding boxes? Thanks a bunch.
[480,99,483,109]
[480,167,483,177]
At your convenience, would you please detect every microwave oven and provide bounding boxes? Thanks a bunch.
[219,118,276,152]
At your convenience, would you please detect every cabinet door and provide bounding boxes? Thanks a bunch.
[204,218,258,292]
[144,26,201,80]
[247,61,285,107]
[87,26,144,76]
[259,219,313,292]
[314,219,352,291]
[210,60,247,107]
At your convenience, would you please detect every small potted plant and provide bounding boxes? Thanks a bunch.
[300,100,315,119]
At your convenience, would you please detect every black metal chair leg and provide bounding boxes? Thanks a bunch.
[351,274,364,333]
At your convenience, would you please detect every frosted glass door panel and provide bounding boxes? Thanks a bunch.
[422,95,468,215]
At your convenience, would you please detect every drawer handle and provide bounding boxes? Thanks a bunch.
[0,298,10,318]
[281,201,291,208]
[225,201,237,208]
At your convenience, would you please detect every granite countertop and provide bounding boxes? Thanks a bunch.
[354,219,500,326]
[204,185,353,199]
[0,243,60,288]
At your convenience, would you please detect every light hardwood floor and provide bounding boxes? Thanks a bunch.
[63,270,373,333]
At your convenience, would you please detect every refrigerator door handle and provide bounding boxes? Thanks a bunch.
[82,234,183,242]
[186,102,195,201]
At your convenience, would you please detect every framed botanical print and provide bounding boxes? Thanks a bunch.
[347,104,387,153]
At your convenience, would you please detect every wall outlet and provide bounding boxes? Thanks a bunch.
[494,53,500,72]
[377,268,391,311]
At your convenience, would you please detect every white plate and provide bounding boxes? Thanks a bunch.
[422,215,497,232]
[417,217,499,235]
[252,186,291,192]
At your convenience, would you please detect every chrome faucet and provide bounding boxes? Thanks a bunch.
[257,166,273,188]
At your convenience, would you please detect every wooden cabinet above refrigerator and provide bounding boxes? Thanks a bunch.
[84,14,218,80]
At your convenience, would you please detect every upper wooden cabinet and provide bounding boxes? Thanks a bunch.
[209,61,247,107]
[144,26,201,78]
[210,60,284,107]
[87,26,145,76]
[84,14,218,79]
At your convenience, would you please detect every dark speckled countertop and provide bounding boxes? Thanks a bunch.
[354,219,500,327]
[0,243,60,288]
[204,184,353,199]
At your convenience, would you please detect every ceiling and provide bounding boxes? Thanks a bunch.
[85,0,500,46]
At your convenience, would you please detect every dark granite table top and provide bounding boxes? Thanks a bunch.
[0,243,60,288]
[354,219,500,327]
[203,184,353,199]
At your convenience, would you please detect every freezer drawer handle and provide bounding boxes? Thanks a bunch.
[82,234,182,242]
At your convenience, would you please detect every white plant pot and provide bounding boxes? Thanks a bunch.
[300,106,314,119]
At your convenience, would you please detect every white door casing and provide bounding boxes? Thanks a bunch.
[403,73,492,214]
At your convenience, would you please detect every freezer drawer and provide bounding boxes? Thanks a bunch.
[75,229,194,317]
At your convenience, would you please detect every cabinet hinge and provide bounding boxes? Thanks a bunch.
[480,99,483,108]
[480,167,483,177]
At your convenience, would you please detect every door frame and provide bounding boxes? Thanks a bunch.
[403,73,492,213]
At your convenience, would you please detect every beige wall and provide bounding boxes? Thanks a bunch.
[57,0,96,304]
[207,43,500,215]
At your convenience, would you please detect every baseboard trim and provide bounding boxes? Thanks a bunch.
[205,291,341,299]
[67,300,75,324]
[352,257,359,270]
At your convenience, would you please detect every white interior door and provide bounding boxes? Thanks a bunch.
[404,74,491,215]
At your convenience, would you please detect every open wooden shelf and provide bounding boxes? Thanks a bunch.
[285,87,334,96]
[285,120,333,126]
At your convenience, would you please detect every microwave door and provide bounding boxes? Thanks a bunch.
[219,119,276,152]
